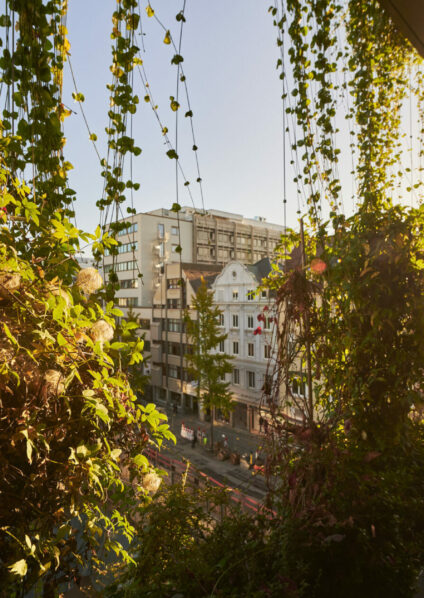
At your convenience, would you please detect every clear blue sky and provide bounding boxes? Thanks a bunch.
[63,0,298,235]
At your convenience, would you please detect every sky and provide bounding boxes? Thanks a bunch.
[63,0,295,236]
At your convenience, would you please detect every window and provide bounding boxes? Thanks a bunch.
[118,222,137,236]
[248,343,254,357]
[233,368,240,385]
[264,317,272,330]
[171,226,179,235]
[264,345,271,359]
[217,313,224,326]
[167,298,180,309]
[105,241,138,256]
[261,289,267,299]
[158,242,164,258]
[117,297,138,307]
[167,278,180,289]
[291,373,306,397]
[232,341,239,355]
[120,278,138,289]
[158,223,164,239]
[167,319,182,332]
[247,315,254,329]
[232,314,239,328]
[104,260,137,273]
[168,365,179,379]
[232,289,239,300]
[248,371,256,388]
[247,289,254,301]
[219,341,225,352]
[263,374,273,395]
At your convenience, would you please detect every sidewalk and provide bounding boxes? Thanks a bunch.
[160,403,266,457]
[154,404,268,500]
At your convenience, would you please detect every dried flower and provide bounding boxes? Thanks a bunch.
[253,326,262,336]
[0,271,21,297]
[42,369,64,399]
[90,320,114,345]
[49,284,71,307]
[76,268,103,295]
[142,472,162,494]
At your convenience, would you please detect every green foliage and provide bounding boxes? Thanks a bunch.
[184,281,233,441]
[0,170,174,595]
[260,1,424,593]
[106,483,281,598]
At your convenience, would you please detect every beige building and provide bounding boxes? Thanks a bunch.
[103,206,285,309]
[148,261,222,412]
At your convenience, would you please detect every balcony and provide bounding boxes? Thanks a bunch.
[150,344,162,363]
[150,321,162,341]
[151,366,162,387]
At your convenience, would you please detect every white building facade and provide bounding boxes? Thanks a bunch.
[212,259,276,432]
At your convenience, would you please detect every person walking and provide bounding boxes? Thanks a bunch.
[191,434,198,449]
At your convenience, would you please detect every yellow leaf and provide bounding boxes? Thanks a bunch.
[163,30,171,45]
[146,4,154,17]
[9,559,27,577]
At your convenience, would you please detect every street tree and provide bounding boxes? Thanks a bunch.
[184,280,233,449]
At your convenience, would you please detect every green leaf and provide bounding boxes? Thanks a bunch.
[57,332,67,347]
[171,54,184,65]
[166,149,179,160]
[3,322,18,346]
[133,454,149,470]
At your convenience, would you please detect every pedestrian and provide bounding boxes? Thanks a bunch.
[259,416,264,432]
[249,451,253,469]
[203,435,208,448]
[263,419,268,434]
[191,434,198,449]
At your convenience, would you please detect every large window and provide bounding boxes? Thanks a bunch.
[167,298,181,309]
[247,315,254,329]
[117,297,138,307]
[167,319,182,332]
[217,313,224,327]
[232,341,239,355]
[105,242,138,256]
[264,345,271,359]
[247,371,256,388]
[233,368,240,384]
[248,343,254,357]
[232,289,239,300]
[247,289,254,301]
[118,222,137,236]
[104,260,137,273]
[232,314,239,328]
[158,223,165,239]
[219,341,225,352]
[120,278,138,289]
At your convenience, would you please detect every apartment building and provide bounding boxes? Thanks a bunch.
[102,208,193,308]
[211,258,276,432]
[148,261,222,413]
[103,206,285,309]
